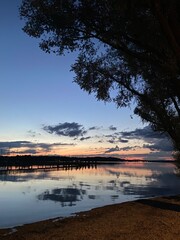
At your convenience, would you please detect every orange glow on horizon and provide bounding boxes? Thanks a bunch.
[6,145,173,161]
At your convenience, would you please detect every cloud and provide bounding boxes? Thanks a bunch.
[30,142,75,151]
[10,149,39,155]
[119,125,166,140]
[118,151,173,160]
[143,139,173,152]
[0,141,31,148]
[79,136,91,141]
[106,135,117,144]
[120,139,129,143]
[89,126,100,131]
[105,145,138,153]
[103,125,173,157]
[43,122,87,137]
[105,145,120,153]
[0,141,75,155]
[107,139,116,144]
[142,151,173,160]
[106,135,129,144]
[118,125,173,153]
[105,134,115,138]
[27,130,41,138]
[109,125,117,131]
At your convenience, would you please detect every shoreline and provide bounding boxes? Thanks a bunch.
[0,195,180,240]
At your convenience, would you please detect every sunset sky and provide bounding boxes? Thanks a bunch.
[0,0,173,160]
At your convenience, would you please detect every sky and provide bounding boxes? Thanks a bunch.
[0,0,174,160]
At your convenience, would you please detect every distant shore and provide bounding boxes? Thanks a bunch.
[0,155,176,174]
[0,195,179,240]
[0,155,175,166]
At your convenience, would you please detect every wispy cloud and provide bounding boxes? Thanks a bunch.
[88,126,100,131]
[10,149,39,155]
[104,125,173,153]
[107,136,129,144]
[0,141,30,148]
[27,130,41,138]
[105,145,120,153]
[105,145,138,153]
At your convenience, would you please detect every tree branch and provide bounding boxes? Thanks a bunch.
[152,0,180,63]
[171,96,180,117]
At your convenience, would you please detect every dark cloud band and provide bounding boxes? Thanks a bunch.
[0,141,75,155]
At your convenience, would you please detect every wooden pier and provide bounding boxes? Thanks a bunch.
[0,155,99,173]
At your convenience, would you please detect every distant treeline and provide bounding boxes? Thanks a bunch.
[0,155,174,168]
[0,155,125,167]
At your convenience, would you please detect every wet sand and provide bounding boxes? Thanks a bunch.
[0,195,180,240]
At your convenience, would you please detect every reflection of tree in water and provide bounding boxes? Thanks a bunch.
[38,188,86,207]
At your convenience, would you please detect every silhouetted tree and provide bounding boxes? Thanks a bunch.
[20,0,180,152]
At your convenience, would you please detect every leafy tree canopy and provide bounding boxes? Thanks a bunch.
[20,0,180,152]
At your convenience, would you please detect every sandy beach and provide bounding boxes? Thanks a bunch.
[0,195,179,240]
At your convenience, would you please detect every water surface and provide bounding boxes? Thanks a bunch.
[0,162,179,228]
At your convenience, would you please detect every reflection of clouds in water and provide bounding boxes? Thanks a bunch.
[104,162,176,178]
[106,167,154,178]
[0,170,74,182]
[88,195,97,200]
[79,182,91,188]
[38,188,87,207]
[102,163,177,186]
[122,172,180,198]
[111,195,119,201]
[120,181,130,187]
[1,163,180,204]
[94,164,180,199]
[122,185,171,198]
[0,162,179,229]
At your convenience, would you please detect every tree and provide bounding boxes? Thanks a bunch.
[20,0,180,152]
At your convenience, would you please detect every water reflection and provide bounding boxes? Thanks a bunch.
[0,162,179,228]
[38,188,86,207]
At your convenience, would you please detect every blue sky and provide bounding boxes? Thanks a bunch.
[0,0,173,160]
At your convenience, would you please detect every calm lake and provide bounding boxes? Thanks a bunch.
[0,162,180,228]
